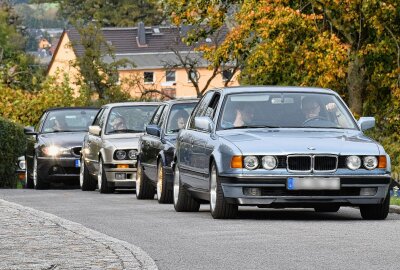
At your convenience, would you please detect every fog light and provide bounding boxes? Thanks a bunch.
[115,173,126,180]
[243,187,261,196]
[360,187,377,196]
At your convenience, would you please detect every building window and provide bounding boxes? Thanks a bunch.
[222,69,233,82]
[188,70,199,83]
[166,71,176,82]
[144,72,154,83]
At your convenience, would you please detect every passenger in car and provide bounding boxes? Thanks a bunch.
[170,110,189,131]
[111,116,127,131]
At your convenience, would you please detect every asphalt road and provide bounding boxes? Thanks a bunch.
[1,188,400,270]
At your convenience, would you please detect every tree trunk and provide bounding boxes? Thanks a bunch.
[347,54,366,117]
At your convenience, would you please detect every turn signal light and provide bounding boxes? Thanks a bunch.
[117,164,129,169]
[231,156,243,168]
[378,156,387,169]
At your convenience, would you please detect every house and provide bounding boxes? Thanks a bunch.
[47,23,240,98]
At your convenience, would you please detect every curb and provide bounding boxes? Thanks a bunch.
[390,205,400,214]
[0,199,158,270]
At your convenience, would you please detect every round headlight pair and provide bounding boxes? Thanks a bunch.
[244,155,277,170]
[115,150,137,160]
[346,156,378,170]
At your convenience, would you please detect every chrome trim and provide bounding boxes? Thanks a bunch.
[287,154,338,173]
[313,154,338,173]
[218,173,391,179]
[287,155,312,173]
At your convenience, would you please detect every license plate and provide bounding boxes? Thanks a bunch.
[75,159,81,168]
[287,177,340,190]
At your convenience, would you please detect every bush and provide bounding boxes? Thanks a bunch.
[0,117,26,188]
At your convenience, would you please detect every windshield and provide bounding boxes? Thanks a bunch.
[42,109,98,133]
[219,92,357,130]
[105,105,158,134]
[165,103,197,134]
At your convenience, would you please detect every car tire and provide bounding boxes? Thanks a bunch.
[209,162,238,219]
[80,158,96,191]
[98,158,114,194]
[25,162,34,189]
[360,190,390,220]
[157,160,173,204]
[314,205,340,213]
[173,165,200,212]
[33,155,49,190]
[136,161,155,199]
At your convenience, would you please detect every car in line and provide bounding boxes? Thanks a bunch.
[80,102,159,193]
[172,86,391,219]
[136,99,198,203]
[24,107,99,189]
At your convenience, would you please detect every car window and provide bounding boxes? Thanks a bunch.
[105,105,158,134]
[150,105,165,125]
[42,109,98,133]
[189,91,214,129]
[36,112,47,132]
[93,108,105,126]
[218,92,357,130]
[204,93,220,120]
[166,103,197,134]
[158,105,169,128]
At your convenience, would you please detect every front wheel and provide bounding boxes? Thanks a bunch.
[80,158,96,191]
[157,160,173,204]
[173,165,200,212]
[136,161,155,199]
[209,163,238,219]
[98,158,114,194]
[33,155,49,190]
[360,191,390,220]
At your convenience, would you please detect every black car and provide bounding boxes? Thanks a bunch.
[24,107,99,189]
[136,99,198,203]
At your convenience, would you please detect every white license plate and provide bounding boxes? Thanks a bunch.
[287,177,340,190]
[75,159,81,168]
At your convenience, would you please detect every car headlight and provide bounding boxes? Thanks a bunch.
[363,156,378,170]
[115,150,127,160]
[42,145,69,156]
[244,156,259,170]
[346,156,361,170]
[18,160,26,170]
[128,150,138,160]
[262,156,277,170]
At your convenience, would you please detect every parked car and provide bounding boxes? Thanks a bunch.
[24,107,99,189]
[136,99,198,203]
[173,86,392,219]
[80,102,159,193]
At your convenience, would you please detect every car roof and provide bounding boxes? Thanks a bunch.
[213,86,337,95]
[45,107,99,113]
[102,101,161,108]
[160,98,199,105]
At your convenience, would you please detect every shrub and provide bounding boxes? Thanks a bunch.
[0,117,26,188]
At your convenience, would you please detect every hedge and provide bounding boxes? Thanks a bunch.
[0,117,26,188]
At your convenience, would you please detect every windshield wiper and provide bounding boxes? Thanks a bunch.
[168,129,181,133]
[107,129,143,134]
[223,125,280,130]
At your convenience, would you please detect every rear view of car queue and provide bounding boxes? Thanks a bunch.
[23,86,392,220]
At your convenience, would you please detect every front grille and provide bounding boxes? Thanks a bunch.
[314,156,337,171]
[287,156,311,171]
[71,147,81,157]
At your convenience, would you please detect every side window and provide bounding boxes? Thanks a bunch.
[204,93,221,120]
[150,105,165,125]
[98,109,108,129]
[189,91,214,129]
[36,112,47,132]
[157,106,169,128]
[93,108,105,126]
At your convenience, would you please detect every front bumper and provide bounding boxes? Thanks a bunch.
[219,175,391,207]
[104,165,137,188]
[37,156,80,182]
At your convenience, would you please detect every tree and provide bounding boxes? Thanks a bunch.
[49,0,164,26]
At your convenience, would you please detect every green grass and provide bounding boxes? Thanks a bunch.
[390,196,400,206]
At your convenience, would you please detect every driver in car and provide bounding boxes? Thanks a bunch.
[302,97,322,121]
[111,116,127,131]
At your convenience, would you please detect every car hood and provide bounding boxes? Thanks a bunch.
[219,129,381,156]
[105,137,140,149]
[39,132,86,147]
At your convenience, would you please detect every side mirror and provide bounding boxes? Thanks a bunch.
[194,116,214,132]
[358,117,375,131]
[146,124,161,137]
[24,126,37,136]
[88,125,101,136]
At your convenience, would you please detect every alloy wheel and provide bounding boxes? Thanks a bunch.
[210,166,217,212]
[173,166,180,206]
[98,161,102,191]
[79,159,84,188]
[33,156,38,187]
[157,165,163,200]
